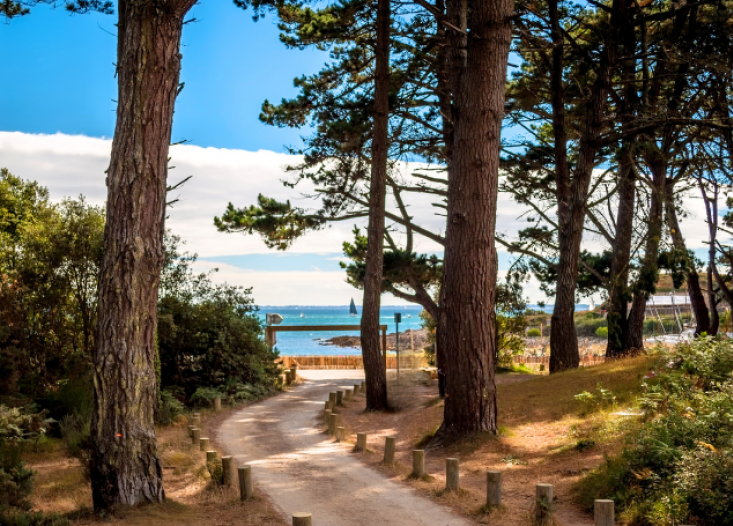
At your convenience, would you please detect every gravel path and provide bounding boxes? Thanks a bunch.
[217,370,472,526]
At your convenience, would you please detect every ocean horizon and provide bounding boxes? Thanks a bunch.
[256,303,590,356]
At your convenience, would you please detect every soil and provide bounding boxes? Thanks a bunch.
[216,370,471,526]
[323,328,430,351]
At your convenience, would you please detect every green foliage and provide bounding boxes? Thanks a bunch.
[156,390,185,426]
[595,327,608,338]
[0,511,69,526]
[157,234,280,402]
[189,388,226,409]
[575,337,733,525]
[573,384,617,415]
[0,407,48,442]
[526,328,541,337]
[574,311,608,337]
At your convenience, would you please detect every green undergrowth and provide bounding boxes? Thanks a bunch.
[574,337,733,525]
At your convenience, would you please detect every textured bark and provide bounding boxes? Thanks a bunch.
[665,186,711,336]
[360,0,390,411]
[549,0,622,373]
[91,0,195,511]
[605,154,636,358]
[626,161,666,349]
[435,0,513,441]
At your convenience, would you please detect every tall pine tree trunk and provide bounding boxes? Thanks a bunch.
[360,0,390,411]
[91,0,195,510]
[435,0,513,441]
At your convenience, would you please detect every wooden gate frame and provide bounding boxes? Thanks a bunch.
[265,324,389,370]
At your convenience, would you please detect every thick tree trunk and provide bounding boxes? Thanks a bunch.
[91,0,195,511]
[360,0,390,411]
[435,0,513,441]
[605,154,636,358]
[626,161,666,349]
[665,186,710,335]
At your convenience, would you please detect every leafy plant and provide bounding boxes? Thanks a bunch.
[526,328,541,337]
[595,327,608,338]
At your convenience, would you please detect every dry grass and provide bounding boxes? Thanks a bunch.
[25,408,287,526]
[336,356,658,526]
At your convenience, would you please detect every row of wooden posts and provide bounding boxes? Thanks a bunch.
[323,384,616,526]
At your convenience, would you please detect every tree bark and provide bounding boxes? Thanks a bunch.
[626,161,666,349]
[91,0,195,511]
[605,151,636,358]
[434,0,513,441]
[360,0,390,411]
[665,184,711,335]
[548,0,622,373]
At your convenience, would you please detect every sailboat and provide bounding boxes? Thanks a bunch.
[300,312,305,318]
[349,298,358,316]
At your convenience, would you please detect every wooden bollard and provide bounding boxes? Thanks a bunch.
[290,365,297,381]
[191,428,201,447]
[344,389,352,401]
[214,397,222,411]
[535,484,554,523]
[336,390,344,406]
[336,426,345,442]
[328,413,338,435]
[325,401,333,412]
[383,436,396,464]
[353,384,360,396]
[206,450,217,464]
[188,424,195,438]
[412,450,425,478]
[486,471,502,507]
[324,410,332,426]
[594,499,614,526]
[292,513,312,526]
[445,458,459,491]
[281,373,287,387]
[222,456,235,486]
[361,381,365,391]
[200,437,210,452]
[191,413,201,428]
[238,465,253,500]
[329,392,337,406]
[355,433,367,452]
[285,370,292,385]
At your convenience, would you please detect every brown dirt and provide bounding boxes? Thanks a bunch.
[333,358,655,525]
[25,404,288,526]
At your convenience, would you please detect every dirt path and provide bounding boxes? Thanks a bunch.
[217,370,472,526]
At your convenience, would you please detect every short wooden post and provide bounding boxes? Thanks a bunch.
[290,364,297,379]
[344,389,352,401]
[222,456,235,486]
[412,450,425,478]
[336,426,345,442]
[355,433,367,452]
[535,484,554,523]
[292,513,312,526]
[486,471,502,507]
[191,428,200,447]
[328,413,338,435]
[281,373,287,387]
[353,384,360,395]
[594,499,614,526]
[191,413,201,428]
[383,436,396,464]
[206,450,217,464]
[285,370,292,385]
[214,397,222,411]
[329,392,337,406]
[325,401,333,412]
[361,381,365,391]
[336,390,344,406]
[238,465,253,500]
[445,458,459,492]
[200,437,210,452]
[188,424,195,438]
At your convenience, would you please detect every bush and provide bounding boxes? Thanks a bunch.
[575,337,733,525]
[189,387,226,408]
[0,441,34,512]
[526,328,541,337]
[156,390,185,425]
[0,511,69,526]
[595,327,608,338]
[574,313,607,337]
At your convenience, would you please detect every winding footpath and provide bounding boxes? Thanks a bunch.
[217,370,472,526]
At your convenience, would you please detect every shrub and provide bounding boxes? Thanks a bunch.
[0,441,34,511]
[156,390,185,425]
[595,327,608,338]
[189,387,226,408]
[0,511,69,526]
[526,328,541,337]
[574,337,733,525]
[574,314,607,337]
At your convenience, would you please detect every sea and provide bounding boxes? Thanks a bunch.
[256,304,589,356]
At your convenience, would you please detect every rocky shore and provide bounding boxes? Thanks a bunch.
[321,328,429,351]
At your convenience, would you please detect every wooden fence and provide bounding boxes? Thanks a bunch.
[280,353,606,370]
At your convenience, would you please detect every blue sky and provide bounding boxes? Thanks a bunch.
[0,1,324,150]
